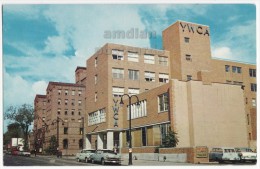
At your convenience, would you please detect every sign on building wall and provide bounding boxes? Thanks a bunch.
[196,146,208,158]
[112,99,119,127]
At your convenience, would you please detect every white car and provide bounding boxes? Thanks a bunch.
[18,151,31,157]
[76,149,95,163]
[209,147,240,163]
[90,149,122,165]
[235,147,257,163]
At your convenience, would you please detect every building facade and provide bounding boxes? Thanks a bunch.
[33,20,256,155]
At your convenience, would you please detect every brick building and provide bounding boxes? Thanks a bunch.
[33,20,256,156]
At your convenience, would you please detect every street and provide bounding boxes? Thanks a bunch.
[3,154,257,166]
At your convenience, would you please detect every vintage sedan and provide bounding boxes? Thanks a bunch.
[76,149,95,162]
[90,149,122,165]
[235,147,257,163]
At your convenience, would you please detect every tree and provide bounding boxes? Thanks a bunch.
[161,129,179,148]
[3,123,23,146]
[4,104,34,151]
[45,136,57,155]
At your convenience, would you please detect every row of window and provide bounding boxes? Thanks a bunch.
[112,87,140,97]
[94,50,168,66]
[88,108,106,125]
[127,100,147,120]
[61,139,83,149]
[112,68,169,83]
[58,89,82,96]
[125,123,170,146]
[225,65,256,77]
[58,99,82,106]
[57,109,82,116]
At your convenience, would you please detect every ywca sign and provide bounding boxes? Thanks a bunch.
[180,22,210,36]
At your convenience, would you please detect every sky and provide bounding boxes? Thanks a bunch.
[2,3,257,132]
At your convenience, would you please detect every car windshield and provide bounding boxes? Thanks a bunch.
[236,148,253,152]
[224,149,235,152]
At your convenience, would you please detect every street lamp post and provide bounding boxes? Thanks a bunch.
[120,94,140,166]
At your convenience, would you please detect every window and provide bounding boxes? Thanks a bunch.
[127,100,147,120]
[145,71,155,82]
[128,88,139,96]
[78,90,82,96]
[95,75,97,84]
[142,127,147,146]
[187,75,192,81]
[65,90,68,95]
[78,110,81,116]
[72,90,75,96]
[186,54,191,61]
[65,110,68,115]
[247,114,250,125]
[71,109,75,115]
[63,139,68,149]
[158,93,169,112]
[232,66,242,73]
[252,98,256,107]
[95,57,97,67]
[184,37,190,43]
[144,54,155,64]
[249,69,256,77]
[112,68,124,79]
[58,90,61,95]
[80,128,83,135]
[160,123,170,145]
[112,49,124,60]
[88,108,106,125]
[128,52,139,62]
[57,109,61,115]
[43,101,46,106]
[126,130,130,143]
[95,92,98,102]
[251,83,257,92]
[58,99,61,105]
[112,87,124,97]
[225,65,230,72]
[159,73,169,83]
[128,69,139,80]
[72,99,75,106]
[159,56,168,66]
[78,100,82,106]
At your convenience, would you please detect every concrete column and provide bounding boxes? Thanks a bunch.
[97,133,103,149]
[107,132,114,150]
[119,132,123,153]
[86,135,91,149]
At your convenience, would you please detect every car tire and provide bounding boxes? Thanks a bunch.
[101,159,105,165]
[91,159,95,164]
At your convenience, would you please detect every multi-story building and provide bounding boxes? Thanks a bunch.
[33,20,256,156]
[85,20,256,151]
[33,94,47,152]
[42,82,86,155]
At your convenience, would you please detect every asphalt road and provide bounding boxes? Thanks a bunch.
[3,154,257,166]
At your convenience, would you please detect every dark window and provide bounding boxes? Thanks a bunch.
[249,69,256,77]
[225,65,230,72]
[126,130,130,143]
[187,75,192,81]
[142,127,147,146]
[251,83,257,92]
[232,66,242,73]
[63,139,68,149]
[65,110,68,115]
[79,139,83,149]
[71,110,74,115]
[184,37,190,43]
[185,54,191,61]
[80,128,83,135]
[64,127,68,134]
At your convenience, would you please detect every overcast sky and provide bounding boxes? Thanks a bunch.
[2,4,257,131]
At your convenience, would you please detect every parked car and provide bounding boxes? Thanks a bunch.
[18,151,31,157]
[76,149,95,162]
[11,150,19,156]
[235,147,257,163]
[209,147,240,163]
[90,149,122,165]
